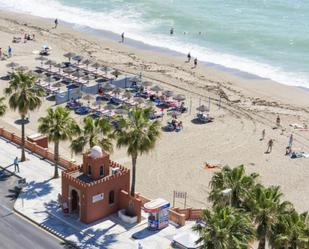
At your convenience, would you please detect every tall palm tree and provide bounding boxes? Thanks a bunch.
[70,116,114,154]
[38,107,79,178]
[269,211,309,249]
[4,71,44,161]
[115,107,160,197]
[0,97,7,117]
[193,206,255,249]
[246,186,294,249]
[209,165,259,208]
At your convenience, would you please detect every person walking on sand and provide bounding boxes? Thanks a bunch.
[288,133,293,148]
[261,129,265,140]
[276,114,281,128]
[187,52,191,62]
[266,139,274,153]
[194,58,197,68]
[8,46,12,57]
[14,156,19,173]
[54,19,58,29]
[121,32,125,43]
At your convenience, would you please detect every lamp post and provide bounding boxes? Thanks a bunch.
[221,188,232,206]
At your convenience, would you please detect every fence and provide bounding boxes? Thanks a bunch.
[0,127,76,170]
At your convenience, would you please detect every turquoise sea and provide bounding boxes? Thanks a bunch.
[1,0,308,87]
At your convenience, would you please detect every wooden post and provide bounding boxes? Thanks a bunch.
[184,192,187,209]
[173,191,175,207]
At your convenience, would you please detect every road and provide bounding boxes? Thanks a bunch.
[0,169,73,249]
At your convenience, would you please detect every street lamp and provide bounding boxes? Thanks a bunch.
[221,188,232,206]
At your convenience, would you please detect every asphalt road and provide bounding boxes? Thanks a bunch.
[0,169,72,249]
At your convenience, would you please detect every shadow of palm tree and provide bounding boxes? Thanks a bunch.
[5,186,21,201]
[23,179,53,200]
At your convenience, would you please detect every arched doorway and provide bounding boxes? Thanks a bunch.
[71,189,79,213]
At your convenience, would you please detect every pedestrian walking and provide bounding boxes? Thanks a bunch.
[194,58,197,68]
[187,52,191,62]
[14,156,19,173]
[266,139,274,153]
[261,129,265,140]
[288,133,293,148]
[54,18,58,28]
[138,242,143,249]
[276,114,281,128]
[121,32,125,43]
[8,46,12,57]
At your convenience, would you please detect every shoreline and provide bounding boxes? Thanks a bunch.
[0,8,308,90]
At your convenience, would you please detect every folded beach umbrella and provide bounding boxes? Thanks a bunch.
[44,75,57,83]
[196,105,209,112]
[6,62,19,70]
[72,71,86,78]
[83,94,94,101]
[45,60,57,70]
[163,90,174,97]
[52,82,63,88]
[92,62,101,69]
[104,104,115,111]
[16,66,29,72]
[151,85,163,92]
[101,82,115,91]
[72,55,84,63]
[173,94,186,102]
[63,52,76,62]
[141,81,153,87]
[63,67,76,74]
[101,65,109,74]
[114,108,128,115]
[112,87,122,95]
[82,74,95,81]
[134,97,145,105]
[123,91,132,99]
[82,59,92,69]
[35,56,48,67]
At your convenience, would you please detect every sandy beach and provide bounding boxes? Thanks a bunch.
[0,10,309,212]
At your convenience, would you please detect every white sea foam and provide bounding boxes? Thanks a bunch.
[1,0,308,88]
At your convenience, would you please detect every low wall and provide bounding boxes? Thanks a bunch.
[118,190,142,223]
[0,127,76,170]
[169,207,203,226]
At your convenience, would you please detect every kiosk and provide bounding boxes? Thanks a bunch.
[144,198,170,230]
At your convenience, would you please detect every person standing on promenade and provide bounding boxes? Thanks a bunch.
[121,32,125,43]
[14,156,19,173]
[54,19,58,29]
[266,139,274,153]
[187,52,191,62]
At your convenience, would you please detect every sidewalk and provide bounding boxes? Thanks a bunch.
[0,137,194,249]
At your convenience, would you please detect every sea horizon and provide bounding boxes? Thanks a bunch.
[1,0,308,88]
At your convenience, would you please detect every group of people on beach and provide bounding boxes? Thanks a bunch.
[0,46,13,59]
[187,52,198,68]
[262,115,295,156]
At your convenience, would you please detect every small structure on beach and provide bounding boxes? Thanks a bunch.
[61,146,142,223]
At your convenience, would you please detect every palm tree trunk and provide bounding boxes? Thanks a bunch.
[258,237,266,249]
[21,115,26,162]
[54,141,59,178]
[130,155,137,197]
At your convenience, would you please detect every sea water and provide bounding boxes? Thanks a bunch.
[1,0,308,87]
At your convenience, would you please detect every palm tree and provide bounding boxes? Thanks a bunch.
[246,186,294,249]
[209,165,259,208]
[4,71,44,161]
[0,97,7,117]
[193,206,255,249]
[70,116,114,154]
[38,107,79,178]
[269,211,309,249]
[115,107,160,197]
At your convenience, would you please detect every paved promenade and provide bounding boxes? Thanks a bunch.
[0,137,194,249]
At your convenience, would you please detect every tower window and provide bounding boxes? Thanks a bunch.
[100,166,104,177]
[88,165,91,175]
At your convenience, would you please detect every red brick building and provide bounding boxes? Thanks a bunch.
[61,146,141,224]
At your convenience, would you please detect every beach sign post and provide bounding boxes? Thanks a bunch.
[173,190,187,208]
